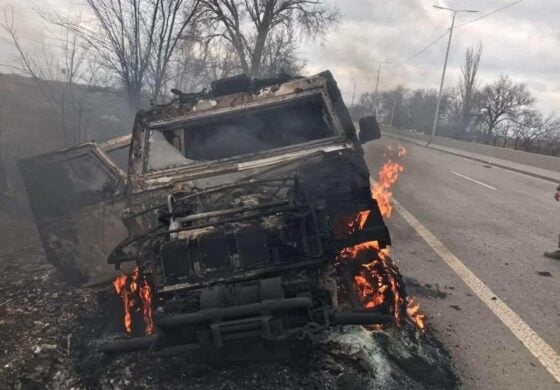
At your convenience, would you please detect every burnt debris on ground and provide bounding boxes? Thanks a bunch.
[0,215,458,390]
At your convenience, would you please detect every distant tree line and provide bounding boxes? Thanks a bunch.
[350,44,560,157]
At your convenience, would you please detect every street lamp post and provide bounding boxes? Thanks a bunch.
[429,5,478,144]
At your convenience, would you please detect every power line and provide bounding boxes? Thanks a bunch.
[393,30,449,68]
[456,0,524,28]
[393,0,524,69]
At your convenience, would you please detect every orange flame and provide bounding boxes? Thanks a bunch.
[139,281,154,336]
[339,239,406,325]
[406,296,425,330]
[113,267,154,335]
[354,210,371,231]
[113,275,132,333]
[337,145,426,330]
[372,160,403,218]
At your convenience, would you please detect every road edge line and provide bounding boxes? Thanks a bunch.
[393,198,560,382]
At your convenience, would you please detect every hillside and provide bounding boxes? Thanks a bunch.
[0,73,131,160]
[0,73,131,215]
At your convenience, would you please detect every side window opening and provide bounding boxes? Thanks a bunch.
[106,147,130,172]
[147,130,195,171]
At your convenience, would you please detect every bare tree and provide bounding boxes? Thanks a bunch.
[1,7,89,146]
[147,0,201,102]
[456,43,483,140]
[405,89,448,135]
[259,23,304,76]
[509,109,542,150]
[384,86,407,128]
[356,92,376,116]
[198,0,337,77]
[352,87,449,135]
[46,0,200,113]
[480,76,534,145]
[367,86,408,127]
[351,72,560,158]
[42,0,156,113]
[508,110,560,153]
[537,118,560,156]
[171,25,239,92]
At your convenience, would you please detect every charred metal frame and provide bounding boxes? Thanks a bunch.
[127,75,355,193]
[20,71,393,359]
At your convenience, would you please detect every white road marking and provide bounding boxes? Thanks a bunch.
[393,198,560,383]
[450,170,497,190]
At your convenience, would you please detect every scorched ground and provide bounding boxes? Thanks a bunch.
[0,213,458,389]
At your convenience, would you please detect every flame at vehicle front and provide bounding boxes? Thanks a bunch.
[112,266,154,335]
[338,145,425,330]
[372,160,403,218]
[112,274,132,333]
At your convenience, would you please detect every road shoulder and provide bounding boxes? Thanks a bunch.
[382,131,560,183]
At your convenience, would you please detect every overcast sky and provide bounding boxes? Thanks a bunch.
[304,0,560,113]
[1,0,558,113]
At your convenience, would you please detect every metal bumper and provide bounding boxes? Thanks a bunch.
[99,297,393,355]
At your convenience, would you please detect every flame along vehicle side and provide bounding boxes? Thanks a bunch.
[19,71,395,358]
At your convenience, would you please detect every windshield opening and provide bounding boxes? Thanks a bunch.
[145,93,336,172]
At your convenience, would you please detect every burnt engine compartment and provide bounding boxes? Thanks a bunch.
[155,177,323,286]
[104,151,393,357]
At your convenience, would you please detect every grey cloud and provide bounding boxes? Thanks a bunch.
[339,0,428,25]
[1,0,558,112]
[305,0,560,113]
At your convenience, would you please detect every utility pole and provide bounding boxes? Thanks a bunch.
[429,5,478,144]
[371,60,391,117]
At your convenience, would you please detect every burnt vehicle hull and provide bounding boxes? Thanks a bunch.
[18,142,131,286]
[20,71,393,358]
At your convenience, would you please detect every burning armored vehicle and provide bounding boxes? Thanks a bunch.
[19,71,421,358]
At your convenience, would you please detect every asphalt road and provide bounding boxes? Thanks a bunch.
[364,138,560,389]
